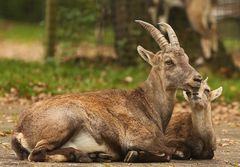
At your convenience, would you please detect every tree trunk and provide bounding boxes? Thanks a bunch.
[111,0,154,65]
[45,0,57,59]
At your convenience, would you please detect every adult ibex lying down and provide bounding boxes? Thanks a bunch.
[166,78,222,159]
[11,20,202,163]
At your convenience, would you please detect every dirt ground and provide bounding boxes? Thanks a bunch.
[0,40,116,62]
[0,99,239,167]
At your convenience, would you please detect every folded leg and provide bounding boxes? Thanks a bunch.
[166,139,191,160]
[124,150,171,163]
[46,147,92,162]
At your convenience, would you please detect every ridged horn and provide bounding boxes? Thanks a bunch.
[158,23,180,47]
[135,20,168,49]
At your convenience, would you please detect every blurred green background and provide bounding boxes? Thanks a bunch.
[0,0,239,102]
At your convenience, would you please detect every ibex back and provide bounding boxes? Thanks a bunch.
[11,20,202,163]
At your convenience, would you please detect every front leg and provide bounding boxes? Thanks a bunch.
[123,129,175,162]
[89,152,113,162]
[123,138,174,163]
[45,148,113,163]
[46,147,93,162]
[166,139,191,160]
[124,150,171,163]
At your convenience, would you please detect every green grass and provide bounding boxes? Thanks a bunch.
[0,59,148,97]
[0,19,44,42]
[223,39,240,52]
[0,59,239,102]
[0,19,114,46]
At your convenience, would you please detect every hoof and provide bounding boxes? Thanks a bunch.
[175,150,185,158]
[173,150,190,160]
[124,151,138,163]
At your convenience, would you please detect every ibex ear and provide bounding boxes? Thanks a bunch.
[204,77,208,83]
[137,45,155,66]
[210,86,223,101]
[183,91,189,102]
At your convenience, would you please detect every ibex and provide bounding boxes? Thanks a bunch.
[148,0,218,60]
[165,78,222,159]
[11,20,202,163]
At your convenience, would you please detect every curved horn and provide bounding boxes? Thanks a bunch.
[158,23,180,47]
[135,20,168,49]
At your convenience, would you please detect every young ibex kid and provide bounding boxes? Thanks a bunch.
[166,78,222,159]
[11,20,202,163]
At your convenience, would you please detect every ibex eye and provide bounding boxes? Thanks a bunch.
[204,89,210,95]
[165,60,174,65]
[186,91,191,97]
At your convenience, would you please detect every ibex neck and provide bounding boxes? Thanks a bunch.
[140,69,177,131]
[191,104,216,148]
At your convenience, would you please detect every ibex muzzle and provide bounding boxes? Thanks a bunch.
[11,20,201,163]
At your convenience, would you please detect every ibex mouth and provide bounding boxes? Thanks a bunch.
[192,95,201,101]
[184,82,201,93]
[185,90,201,101]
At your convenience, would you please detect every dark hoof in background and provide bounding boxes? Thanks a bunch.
[124,150,171,163]
[124,150,138,162]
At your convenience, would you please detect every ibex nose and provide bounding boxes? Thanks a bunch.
[193,75,202,83]
[192,92,199,96]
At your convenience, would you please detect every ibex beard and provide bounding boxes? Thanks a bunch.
[11,20,202,163]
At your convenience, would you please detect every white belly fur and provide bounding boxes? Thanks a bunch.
[17,132,114,158]
[62,132,109,154]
